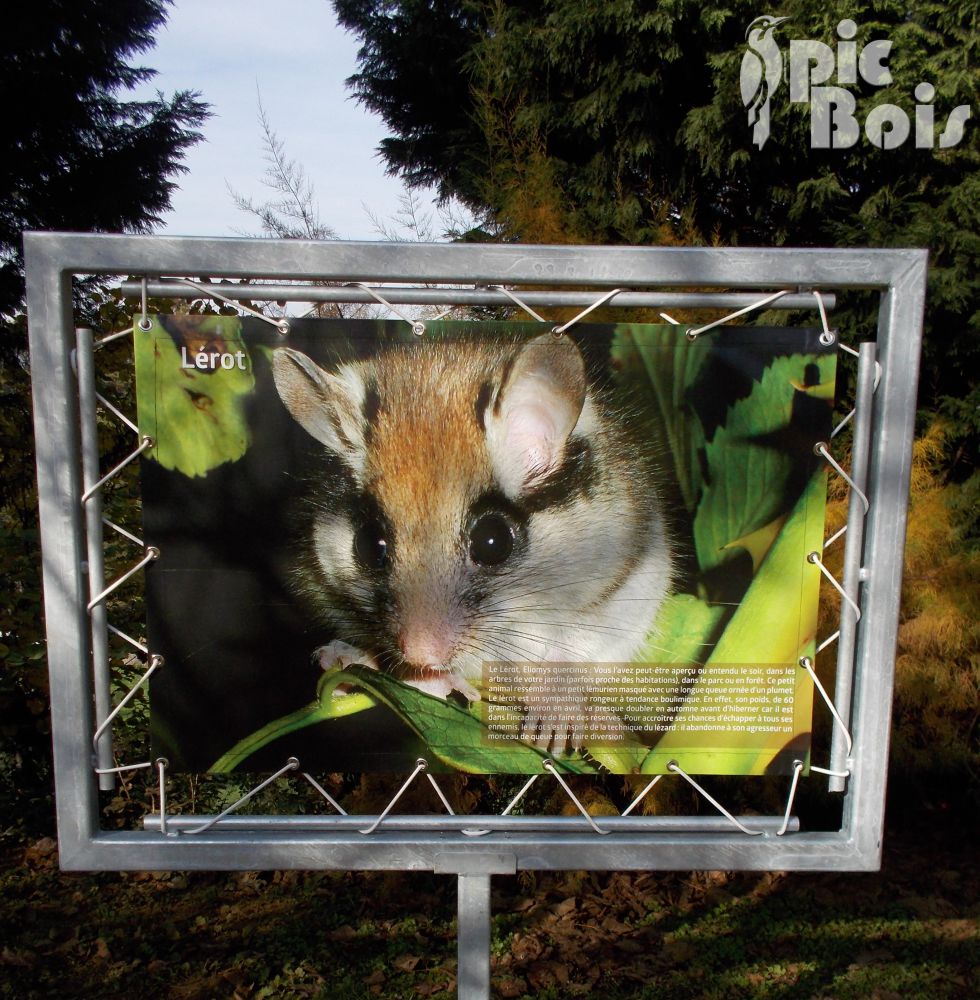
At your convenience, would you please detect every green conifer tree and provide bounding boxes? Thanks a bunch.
[334,0,978,412]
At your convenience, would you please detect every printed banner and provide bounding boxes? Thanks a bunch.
[135,317,836,774]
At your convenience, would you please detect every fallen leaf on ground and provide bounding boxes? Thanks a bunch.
[494,977,527,998]
[510,933,545,962]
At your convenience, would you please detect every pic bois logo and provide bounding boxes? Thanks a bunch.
[739,16,972,150]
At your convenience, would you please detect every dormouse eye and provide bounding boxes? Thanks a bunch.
[469,512,515,566]
[353,521,388,569]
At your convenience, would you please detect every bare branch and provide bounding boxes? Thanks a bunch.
[229,89,338,242]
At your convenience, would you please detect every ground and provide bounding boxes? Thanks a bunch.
[1,815,976,999]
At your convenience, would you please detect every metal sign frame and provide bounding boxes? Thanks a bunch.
[25,234,924,866]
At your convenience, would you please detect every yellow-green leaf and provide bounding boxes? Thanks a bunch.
[134,315,255,478]
[640,471,827,775]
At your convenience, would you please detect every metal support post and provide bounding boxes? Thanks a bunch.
[457,874,492,1000]
[75,327,115,789]
[828,342,877,790]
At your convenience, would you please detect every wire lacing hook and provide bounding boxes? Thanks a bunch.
[349,282,427,337]
[685,289,792,341]
[551,288,624,337]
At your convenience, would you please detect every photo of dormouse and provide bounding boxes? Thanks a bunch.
[136,315,836,775]
[270,334,675,752]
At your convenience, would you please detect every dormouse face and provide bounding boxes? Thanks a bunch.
[273,334,665,687]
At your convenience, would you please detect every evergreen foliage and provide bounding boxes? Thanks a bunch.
[0,0,209,321]
[0,1,207,834]
[336,0,978,805]
[820,421,979,813]
[333,0,485,200]
[892,422,979,800]
[334,0,978,412]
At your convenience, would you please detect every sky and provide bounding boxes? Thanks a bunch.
[133,0,424,240]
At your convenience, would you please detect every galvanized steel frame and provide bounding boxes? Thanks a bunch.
[25,233,927,877]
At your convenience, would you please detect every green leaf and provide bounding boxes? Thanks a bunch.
[213,664,592,774]
[724,514,790,573]
[336,666,588,774]
[693,353,836,573]
[210,673,376,772]
[611,323,710,514]
[638,592,727,665]
[704,471,826,667]
[602,593,727,739]
[585,743,650,773]
[134,316,255,478]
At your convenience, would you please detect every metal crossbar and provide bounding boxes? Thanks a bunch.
[122,278,834,313]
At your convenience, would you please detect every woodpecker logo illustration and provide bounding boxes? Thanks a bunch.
[740,15,791,149]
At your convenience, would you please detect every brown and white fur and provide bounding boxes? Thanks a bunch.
[272,332,674,752]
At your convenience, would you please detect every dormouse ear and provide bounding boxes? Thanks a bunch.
[486,334,586,497]
[272,348,368,478]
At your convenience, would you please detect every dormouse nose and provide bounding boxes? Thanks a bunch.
[399,622,457,668]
